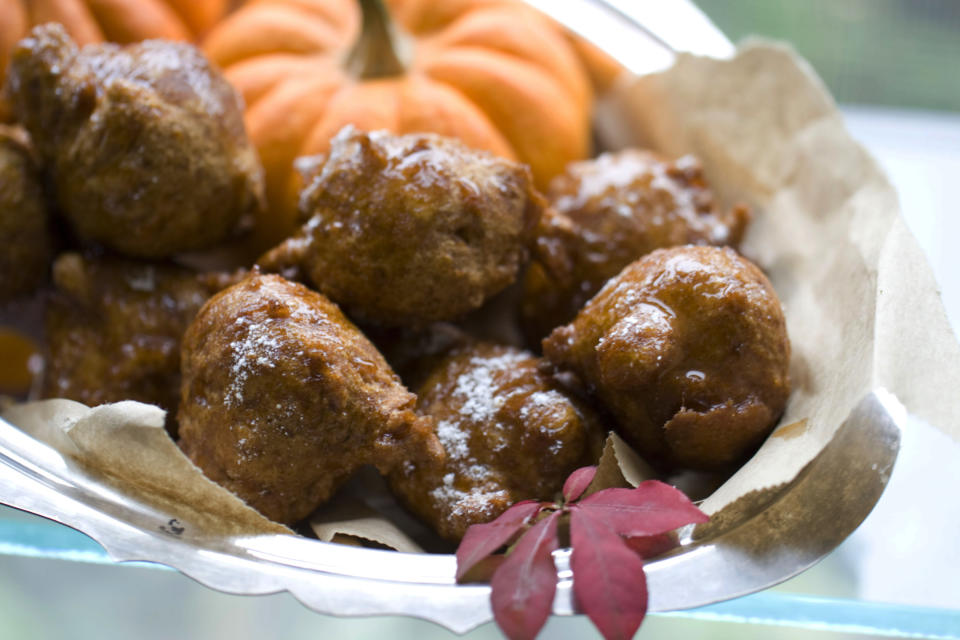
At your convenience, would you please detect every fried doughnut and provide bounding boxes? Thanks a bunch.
[522,151,750,342]
[259,126,544,326]
[6,24,263,258]
[42,253,220,437]
[178,272,444,524]
[543,246,789,469]
[389,342,604,540]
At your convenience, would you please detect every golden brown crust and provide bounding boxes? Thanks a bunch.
[5,24,264,258]
[0,127,51,300]
[177,272,444,525]
[543,245,790,470]
[521,151,751,343]
[42,253,218,437]
[258,126,544,326]
[389,342,605,541]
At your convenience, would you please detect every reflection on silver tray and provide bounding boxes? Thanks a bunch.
[0,390,900,633]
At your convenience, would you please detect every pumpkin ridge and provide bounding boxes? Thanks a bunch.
[413,4,591,116]
[422,47,588,185]
[86,0,190,44]
[163,0,228,37]
[29,0,105,46]
[394,74,514,160]
[226,53,336,110]
[244,72,347,246]
[273,0,360,31]
[417,42,584,109]
[306,80,404,153]
[386,0,512,36]
[204,4,350,68]
[5,0,228,88]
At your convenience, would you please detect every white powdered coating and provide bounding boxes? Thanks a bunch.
[429,467,507,518]
[552,150,659,213]
[394,149,444,191]
[435,419,470,461]
[520,390,574,456]
[288,294,324,325]
[224,317,283,407]
[453,365,498,424]
[451,351,528,424]
[463,463,494,483]
[429,350,533,518]
[554,150,731,245]
[451,489,508,519]
[518,389,566,422]
[313,125,366,186]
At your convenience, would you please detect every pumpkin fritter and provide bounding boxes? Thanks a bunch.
[42,253,223,437]
[5,24,263,258]
[0,127,50,300]
[258,126,544,327]
[522,151,750,343]
[178,272,444,525]
[389,342,604,541]
[543,246,789,470]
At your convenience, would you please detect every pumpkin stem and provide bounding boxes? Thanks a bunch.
[346,0,408,79]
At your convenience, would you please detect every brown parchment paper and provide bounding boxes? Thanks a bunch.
[597,39,960,521]
[2,399,291,537]
[588,433,657,496]
[3,40,960,549]
[310,498,424,553]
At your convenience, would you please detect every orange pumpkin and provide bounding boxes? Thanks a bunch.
[1,0,229,85]
[203,0,593,251]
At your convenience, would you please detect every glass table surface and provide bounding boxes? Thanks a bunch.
[0,107,957,640]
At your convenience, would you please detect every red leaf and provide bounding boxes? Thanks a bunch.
[490,511,561,640]
[624,533,677,559]
[563,466,597,503]
[570,507,648,640]
[456,500,541,582]
[577,480,708,537]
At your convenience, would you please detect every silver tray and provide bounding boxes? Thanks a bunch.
[0,0,902,633]
[0,390,900,633]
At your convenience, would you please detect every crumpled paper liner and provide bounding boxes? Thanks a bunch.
[598,39,960,532]
[309,466,430,553]
[312,501,423,552]
[1,399,290,538]
[3,40,960,552]
[587,432,656,495]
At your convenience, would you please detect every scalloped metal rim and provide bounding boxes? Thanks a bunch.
[0,390,900,633]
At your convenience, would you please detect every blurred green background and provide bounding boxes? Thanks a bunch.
[697,0,960,112]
